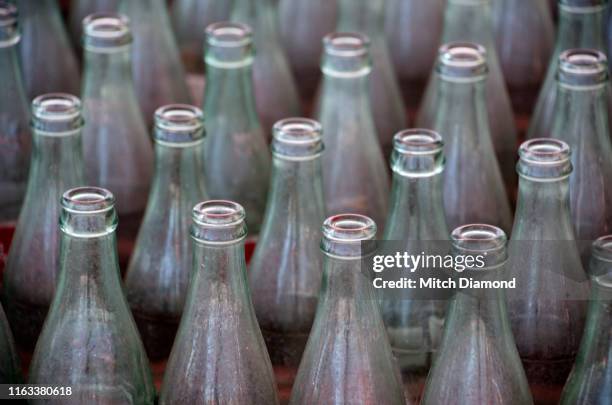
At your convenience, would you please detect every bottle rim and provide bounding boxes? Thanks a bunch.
[321,32,372,78]
[451,224,508,269]
[31,93,84,135]
[393,129,444,155]
[272,118,324,160]
[154,104,205,146]
[62,187,115,214]
[0,2,19,47]
[82,13,132,52]
[391,129,445,178]
[558,49,608,89]
[191,200,248,244]
[559,0,607,13]
[206,22,253,48]
[323,214,377,242]
[436,42,488,83]
[517,138,573,181]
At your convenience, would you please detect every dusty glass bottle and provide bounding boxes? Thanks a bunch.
[28,187,155,404]
[421,0,517,195]
[384,0,445,111]
[0,303,21,384]
[0,2,30,225]
[231,0,302,135]
[421,224,533,405]
[560,235,612,404]
[507,139,590,401]
[68,0,119,51]
[160,200,279,405]
[290,214,406,405]
[119,0,191,129]
[316,33,389,228]
[15,0,80,100]
[528,0,609,140]
[420,42,512,232]
[335,0,407,159]
[125,104,207,361]
[380,129,449,403]
[3,94,85,351]
[203,22,270,234]
[81,13,153,253]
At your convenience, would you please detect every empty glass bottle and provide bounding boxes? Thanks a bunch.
[15,0,80,100]
[419,42,512,232]
[421,224,533,405]
[81,13,153,253]
[290,214,406,405]
[3,94,85,351]
[0,302,21,384]
[506,139,590,401]
[203,22,270,234]
[160,200,279,405]
[384,0,445,111]
[125,104,207,361]
[68,0,119,52]
[0,2,30,225]
[528,0,609,140]
[119,0,191,129]
[316,33,389,228]
[560,235,612,404]
[28,187,155,404]
[335,0,407,159]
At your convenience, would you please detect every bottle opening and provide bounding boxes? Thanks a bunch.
[436,42,488,82]
[32,93,84,135]
[391,129,445,177]
[0,2,19,46]
[321,214,377,258]
[394,129,444,155]
[451,224,507,269]
[593,235,612,263]
[205,22,253,68]
[558,49,608,88]
[322,33,372,77]
[191,200,248,244]
[62,187,115,214]
[83,13,132,51]
[559,0,607,13]
[517,138,572,181]
[154,104,205,145]
[272,118,324,160]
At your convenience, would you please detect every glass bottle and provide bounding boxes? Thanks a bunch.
[278,0,337,103]
[125,104,207,361]
[119,0,191,129]
[15,0,80,100]
[290,214,406,405]
[0,302,21,384]
[316,33,389,228]
[335,0,407,159]
[550,49,612,262]
[421,224,533,405]
[419,42,512,233]
[384,0,445,112]
[506,139,590,402]
[380,129,449,403]
[231,0,302,135]
[68,0,119,52]
[2,94,85,351]
[0,2,30,226]
[28,187,155,404]
[560,235,612,404]
[160,200,279,405]
[421,0,517,195]
[248,118,326,387]
[203,22,270,235]
[81,13,153,256]
[528,0,609,140]
[493,0,555,118]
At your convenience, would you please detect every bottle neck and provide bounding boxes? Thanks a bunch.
[555,83,608,135]
[337,0,385,38]
[266,156,324,212]
[18,0,61,17]
[204,64,259,125]
[435,79,487,137]
[443,2,495,47]
[83,48,134,91]
[320,256,377,304]
[0,44,26,99]
[232,0,278,40]
[150,142,205,200]
[320,72,371,111]
[557,6,607,54]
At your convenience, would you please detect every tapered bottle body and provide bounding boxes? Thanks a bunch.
[160,201,279,405]
[202,22,270,234]
[290,214,406,405]
[422,224,533,405]
[316,33,389,228]
[28,187,155,405]
[0,303,21,384]
[125,105,207,361]
[68,0,119,51]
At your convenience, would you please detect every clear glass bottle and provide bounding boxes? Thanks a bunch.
[81,13,153,256]
[125,104,207,361]
[231,0,302,135]
[316,33,389,228]
[28,187,155,404]
[160,200,279,405]
[528,0,609,140]
[380,129,449,404]
[0,302,21,384]
[119,0,191,129]
[202,22,270,235]
[560,235,612,404]
[419,42,512,233]
[421,224,533,405]
[421,0,517,195]
[68,0,119,52]
[507,139,590,402]
[550,49,612,262]
[15,0,80,100]
[0,2,30,225]
[384,0,445,112]
[248,118,326,387]
[335,0,407,159]
[493,0,555,118]
[3,94,85,351]
[290,214,406,405]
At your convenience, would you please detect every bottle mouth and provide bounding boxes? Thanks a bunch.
[436,42,488,82]
[83,13,132,52]
[321,214,377,258]
[31,93,84,135]
[391,129,445,177]
[517,139,572,181]
[205,22,253,68]
[272,118,324,160]
[191,200,248,244]
[0,2,19,47]
[451,224,507,269]
[558,49,608,88]
[154,104,205,146]
[559,0,607,13]
[62,187,115,214]
[322,32,372,77]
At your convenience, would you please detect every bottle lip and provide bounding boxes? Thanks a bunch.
[393,129,444,155]
[559,0,607,13]
[82,13,132,52]
[451,224,508,269]
[0,2,19,47]
[154,104,205,146]
[558,49,608,89]
[517,138,573,181]
[391,129,445,178]
[191,200,248,244]
[62,187,115,214]
[321,32,372,78]
[272,118,324,160]
[205,22,254,68]
[436,42,488,83]
[321,214,378,259]
[31,93,84,136]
